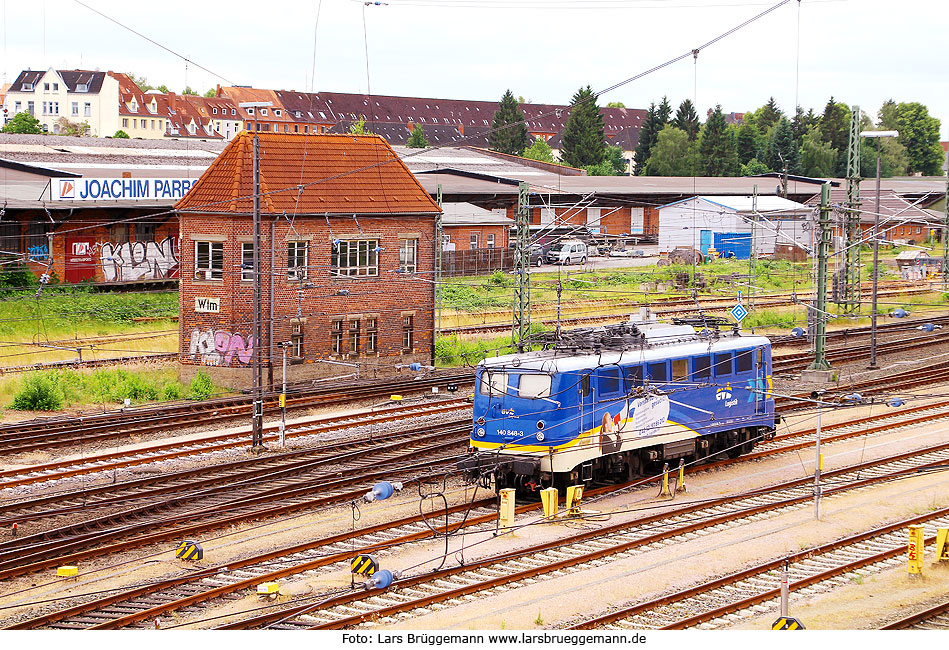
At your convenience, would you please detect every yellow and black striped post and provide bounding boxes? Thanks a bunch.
[351,554,379,577]
[175,540,204,561]
[772,616,805,630]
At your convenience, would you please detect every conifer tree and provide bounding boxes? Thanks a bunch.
[699,105,739,176]
[764,117,800,174]
[560,85,606,169]
[632,97,671,175]
[407,124,428,148]
[488,90,530,155]
[671,99,700,140]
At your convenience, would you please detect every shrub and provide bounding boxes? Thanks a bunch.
[11,373,65,411]
[189,371,214,399]
[488,270,508,287]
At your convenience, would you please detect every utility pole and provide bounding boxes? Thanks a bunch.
[808,183,832,372]
[512,182,531,352]
[749,185,757,309]
[435,183,443,340]
[839,105,862,315]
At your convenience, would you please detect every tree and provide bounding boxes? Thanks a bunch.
[584,145,627,175]
[559,85,606,169]
[753,97,783,132]
[764,117,800,174]
[893,102,944,175]
[489,90,530,156]
[522,138,555,163]
[406,124,428,148]
[126,73,153,92]
[156,84,170,93]
[632,97,671,175]
[799,126,837,177]
[643,125,698,176]
[606,101,626,108]
[182,86,198,96]
[56,117,91,137]
[349,117,373,135]
[877,99,898,131]
[735,121,761,165]
[1,111,43,134]
[740,158,771,176]
[698,105,738,176]
[819,97,851,175]
[113,129,130,139]
[671,99,700,140]
[791,105,819,141]
[204,89,216,98]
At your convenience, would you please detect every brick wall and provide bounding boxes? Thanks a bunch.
[443,224,508,250]
[178,212,436,389]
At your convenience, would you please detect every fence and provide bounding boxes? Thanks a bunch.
[441,248,516,277]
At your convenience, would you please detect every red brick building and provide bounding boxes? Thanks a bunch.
[175,132,441,388]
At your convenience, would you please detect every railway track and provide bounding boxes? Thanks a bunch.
[881,600,949,629]
[9,400,949,630]
[207,443,949,630]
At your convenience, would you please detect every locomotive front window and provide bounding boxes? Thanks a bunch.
[671,359,688,382]
[736,350,753,374]
[647,362,667,383]
[480,371,509,396]
[693,355,711,380]
[714,352,733,376]
[598,368,621,395]
[516,374,552,399]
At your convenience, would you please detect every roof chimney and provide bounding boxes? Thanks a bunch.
[168,91,177,111]
[216,84,222,97]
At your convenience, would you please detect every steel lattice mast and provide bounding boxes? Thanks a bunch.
[512,182,531,352]
[840,105,862,314]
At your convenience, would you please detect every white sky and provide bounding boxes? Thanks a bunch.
[3,0,948,139]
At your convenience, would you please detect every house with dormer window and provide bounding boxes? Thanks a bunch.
[3,68,119,136]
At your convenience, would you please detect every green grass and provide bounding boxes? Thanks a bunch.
[2,367,222,412]
[435,324,548,367]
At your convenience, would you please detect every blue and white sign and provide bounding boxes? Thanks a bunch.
[54,177,197,202]
[731,303,748,322]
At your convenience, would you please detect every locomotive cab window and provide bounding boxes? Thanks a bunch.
[515,374,552,399]
[624,365,643,388]
[598,368,622,396]
[714,352,733,376]
[736,350,753,374]
[480,371,509,396]
[647,362,668,383]
[693,355,711,381]
[671,359,688,382]
[756,348,765,368]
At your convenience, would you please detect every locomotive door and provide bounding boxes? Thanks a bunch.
[754,347,766,414]
[579,372,595,439]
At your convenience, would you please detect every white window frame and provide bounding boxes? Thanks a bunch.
[332,239,379,277]
[241,242,254,281]
[84,102,91,117]
[402,314,414,351]
[287,241,308,280]
[486,233,495,249]
[71,102,79,116]
[194,241,224,280]
[399,238,417,273]
[469,232,479,249]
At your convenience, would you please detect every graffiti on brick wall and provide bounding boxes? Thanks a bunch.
[100,237,179,282]
[28,244,50,261]
[189,328,255,366]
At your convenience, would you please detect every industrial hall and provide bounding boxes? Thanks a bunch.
[174,132,441,388]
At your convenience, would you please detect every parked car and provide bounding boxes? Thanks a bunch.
[546,240,588,265]
[529,244,548,267]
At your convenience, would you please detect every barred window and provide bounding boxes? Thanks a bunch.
[0,222,21,259]
[136,221,156,242]
[288,241,308,280]
[399,238,417,274]
[195,241,224,280]
[291,322,303,359]
[241,242,254,281]
[402,314,414,351]
[27,222,51,261]
[366,318,378,353]
[332,239,379,277]
[330,319,344,355]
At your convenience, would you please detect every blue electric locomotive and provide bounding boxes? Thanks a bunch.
[459,317,777,491]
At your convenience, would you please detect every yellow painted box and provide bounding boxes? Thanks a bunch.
[57,566,79,577]
[257,582,279,595]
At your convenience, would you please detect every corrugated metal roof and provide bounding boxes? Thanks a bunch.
[176,132,441,215]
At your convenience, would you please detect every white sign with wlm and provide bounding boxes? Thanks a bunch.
[195,297,221,313]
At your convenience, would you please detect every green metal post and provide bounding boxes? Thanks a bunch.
[435,184,443,341]
[808,183,832,371]
[840,105,862,314]
[512,182,531,352]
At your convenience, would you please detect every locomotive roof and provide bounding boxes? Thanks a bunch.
[479,324,770,374]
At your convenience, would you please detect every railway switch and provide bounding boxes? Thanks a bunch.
[935,528,949,563]
[565,485,583,515]
[908,525,925,575]
[498,488,516,530]
[176,540,204,561]
[57,565,79,578]
[540,487,558,519]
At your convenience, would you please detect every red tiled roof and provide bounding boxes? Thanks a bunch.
[176,132,441,215]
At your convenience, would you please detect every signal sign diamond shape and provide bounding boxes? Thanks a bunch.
[731,303,748,322]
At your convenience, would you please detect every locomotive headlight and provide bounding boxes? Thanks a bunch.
[535,432,545,442]
[476,417,485,426]
[476,428,486,437]
[536,420,546,430]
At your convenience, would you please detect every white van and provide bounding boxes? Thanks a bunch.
[545,240,588,265]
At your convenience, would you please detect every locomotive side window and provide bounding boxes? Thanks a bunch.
[624,365,643,387]
[580,374,591,396]
[647,362,668,383]
[756,348,764,367]
[693,355,711,380]
[736,350,753,374]
[714,352,733,376]
[671,359,688,381]
[480,371,509,396]
[599,368,622,396]
[516,374,552,399]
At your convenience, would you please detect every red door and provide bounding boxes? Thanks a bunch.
[65,237,98,283]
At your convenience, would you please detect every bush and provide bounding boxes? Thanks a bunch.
[11,373,65,411]
[0,263,38,293]
[189,371,214,399]
[488,270,508,287]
